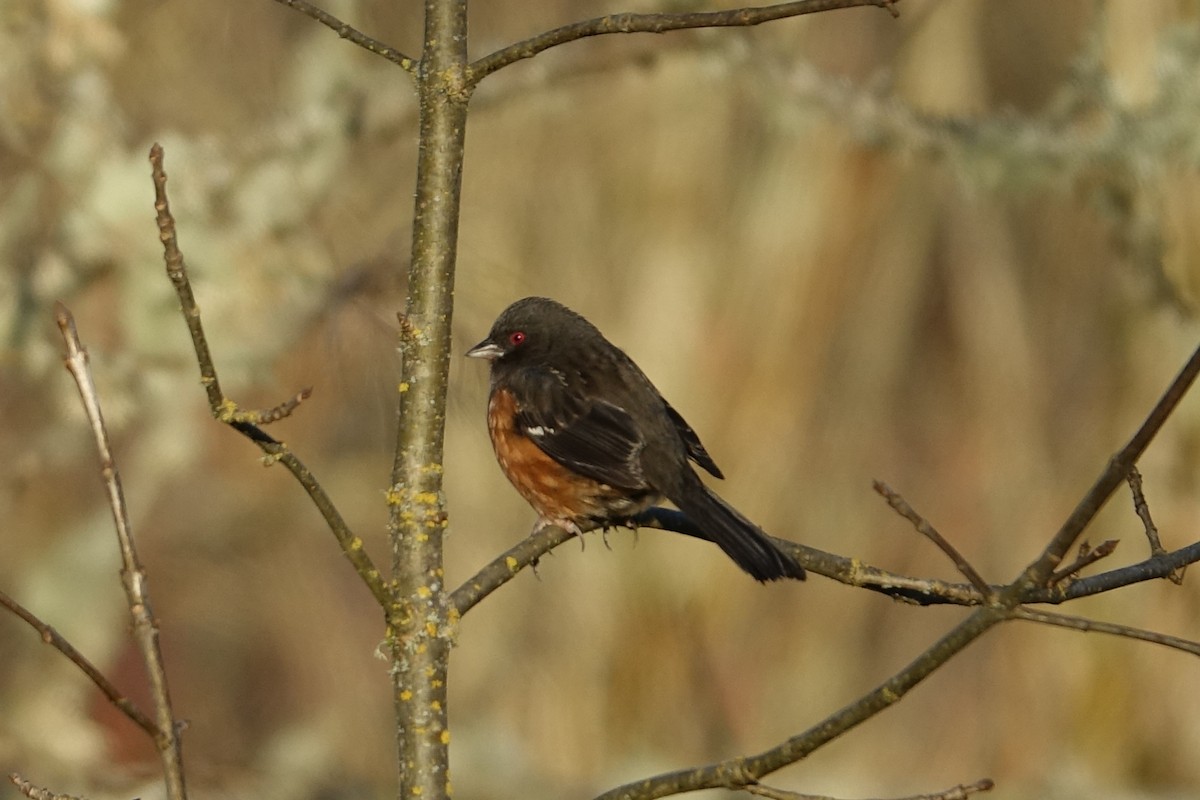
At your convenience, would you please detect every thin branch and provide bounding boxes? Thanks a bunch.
[54,303,187,800]
[0,589,160,738]
[1043,539,1200,601]
[873,481,992,597]
[744,777,994,800]
[1127,466,1184,583]
[232,387,313,425]
[1013,607,1200,657]
[8,774,85,800]
[592,608,1006,800]
[147,144,388,610]
[452,502,1200,616]
[1017,338,1200,588]
[467,0,899,87]
[1047,539,1118,585]
[451,520,579,614]
[269,0,417,72]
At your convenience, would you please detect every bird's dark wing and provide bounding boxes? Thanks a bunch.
[662,400,724,479]
[512,371,648,490]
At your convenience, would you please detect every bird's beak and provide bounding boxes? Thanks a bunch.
[465,339,503,361]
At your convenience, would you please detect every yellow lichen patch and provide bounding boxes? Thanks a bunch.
[385,489,405,506]
[440,730,450,744]
[416,585,432,598]
[505,556,519,572]
[215,398,239,422]
[413,491,440,506]
[431,700,442,711]
[425,621,438,636]
[400,689,412,701]
[398,381,410,393]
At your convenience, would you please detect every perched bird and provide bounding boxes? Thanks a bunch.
[466,296,804,582]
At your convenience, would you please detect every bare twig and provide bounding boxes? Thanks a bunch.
[1016,339,1200,588]
[467,0,899,87]
[1047,539,1118,585]
[744,777,994,800]
[269,0,417,72]
[148,144,388,609]
[232,387,313,425]
[593,608,1006,800]
[1013,607,1200,657]
[0,589,159,738]
[873,481,992,597]
[8,774,86,800]
[54,303,187,800]
[1127,466,1184,583]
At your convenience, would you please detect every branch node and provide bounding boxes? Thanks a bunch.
[1048,539,1119,586]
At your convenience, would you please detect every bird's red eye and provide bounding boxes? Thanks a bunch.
[509,331,526,346]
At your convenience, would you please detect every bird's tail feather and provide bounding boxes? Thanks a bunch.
[671,483,805,582]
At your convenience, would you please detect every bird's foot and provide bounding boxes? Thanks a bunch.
[533,517,586,551]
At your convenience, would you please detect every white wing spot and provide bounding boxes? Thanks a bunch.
[525,425,555,437]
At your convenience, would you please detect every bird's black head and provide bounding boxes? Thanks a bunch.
[465,296,598,368]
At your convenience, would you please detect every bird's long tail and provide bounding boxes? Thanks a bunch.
[670,481,805,582]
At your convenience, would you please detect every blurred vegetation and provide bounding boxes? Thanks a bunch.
[3,1,1200,798]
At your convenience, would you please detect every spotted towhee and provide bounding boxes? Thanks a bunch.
[466,297,804,582]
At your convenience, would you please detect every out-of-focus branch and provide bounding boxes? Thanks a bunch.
[54,303,187,800]
[147,144,388,610]
[467,0,899,87]
[0,589,159,739]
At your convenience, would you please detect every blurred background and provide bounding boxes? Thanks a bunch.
[3,0,1200,798]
